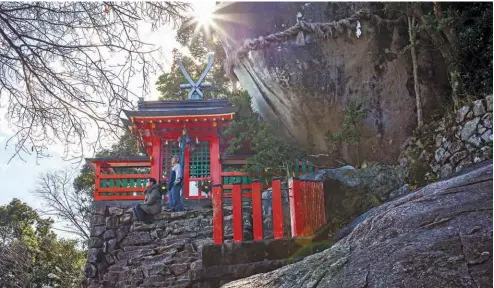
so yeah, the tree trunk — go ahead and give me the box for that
[413,3,459,109]
[408,16,423,128]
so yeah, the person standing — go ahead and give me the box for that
[133,178,162,224]
[167,155,184,212]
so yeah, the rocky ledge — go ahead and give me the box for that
[222,160,493,288]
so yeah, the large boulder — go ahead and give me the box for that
[222,161,493,288]
[300,163,406,238]
[215,2,450,165]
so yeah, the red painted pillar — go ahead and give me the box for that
[210,136,221,186]
[251,180,263,241]
[212,184,224,244]
[150,138,162,182]
[289,177,303,237]
[232,182,243,242]
[272,178,284,239]
[184,145,190,199]
[94,162,101,201]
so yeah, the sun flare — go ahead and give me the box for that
[192,1,216,27]
[182,1,238,45]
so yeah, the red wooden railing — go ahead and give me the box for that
[213,177,326,244]
[289,178,325,237]
[93,161,152,201]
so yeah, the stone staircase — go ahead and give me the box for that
[84,206,214,288]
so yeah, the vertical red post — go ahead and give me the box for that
[94,162,101,201]
[210,136,221,186]
[300,180,307,236]
[150,138,162,182]
[184,144,190,199]
[272,178,284,239]
[310,181,316,234]
[319,181,326,228]
[232,182,243,242]
[212,184,224,244]
[251,180,263,241]
[289,177,303,237]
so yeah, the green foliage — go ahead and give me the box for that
[195,178,213,194]
[326,101,367,152]
[156,19,231,100]
[0,199,85,288]
[384,2,493,98]
[450,3,493,96]
[224,92,305,182]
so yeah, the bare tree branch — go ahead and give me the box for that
[35,170,92,241]
[0,2,190,163]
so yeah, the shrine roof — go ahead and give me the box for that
[123,99,237,118]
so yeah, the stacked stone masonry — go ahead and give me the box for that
[400,95,493,180]
[84,206,215,288]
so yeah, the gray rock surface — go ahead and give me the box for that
[456,105,470,123]
[473,100,486,116]
[222,161,493,288]
[486,95,493,112]
[461,117,481,141]
[216,2,450,165]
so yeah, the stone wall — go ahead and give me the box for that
[83,207,214,288]
[399,95,492,183]
[83,203,297,288]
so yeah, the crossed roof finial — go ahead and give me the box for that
[178,53,214,100]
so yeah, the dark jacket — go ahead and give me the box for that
[140,184,162,215]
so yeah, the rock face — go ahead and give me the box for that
[216,2,450,165]
[222,161,493,288]
[400,94,493,182]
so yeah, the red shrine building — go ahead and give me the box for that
[86,98,252,201]
[86,55,316,203]
[85,56,326,244]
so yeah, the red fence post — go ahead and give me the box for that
[300,180,308,236]
[289,177,303,237]
[232,182,243,242]
[251,180,263,241]
[318,181,326,229]
[310,181,316,235]
[94,162,101,201]
[272,178,284,239]
[212,184,224,244]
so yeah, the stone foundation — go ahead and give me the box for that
[83,207,214,288]
[83,202,302,288]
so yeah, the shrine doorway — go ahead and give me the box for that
[162,140,210,199]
